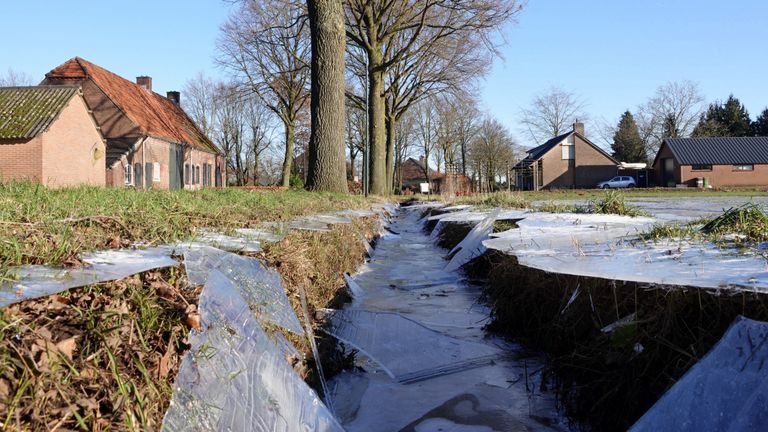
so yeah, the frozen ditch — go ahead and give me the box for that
[327,203,567,431]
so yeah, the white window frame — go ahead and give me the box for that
[153,162,161,182]
[124,164,133,186]
[733,164,754,171]
[561,138,575,160]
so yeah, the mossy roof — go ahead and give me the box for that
[0,86,79,139]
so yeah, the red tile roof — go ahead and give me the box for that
[45,57,219,154]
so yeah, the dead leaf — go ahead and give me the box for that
[185,312,201,331]
[158,328,178,379]
[55,337,77,361]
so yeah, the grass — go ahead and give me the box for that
[640,204,768,244]
[585,190,648,217]
[0,181,378,273]
[0,268,197,430]
[452,192,531,209]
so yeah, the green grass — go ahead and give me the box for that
[585,190,648,217]
[0,181,378,272]
[640,204,768,244]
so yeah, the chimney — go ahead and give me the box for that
[573,120,585,136]
[166,91,180,105]
[136,76,152,91]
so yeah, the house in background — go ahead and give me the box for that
[400,156,470,194]
[42,57,224,189]
[0,86,105,187]
[653,137,768,188]
[513,122,618,190]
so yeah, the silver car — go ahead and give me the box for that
[597,176,636,189]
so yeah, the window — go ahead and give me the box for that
[153,162,161,182]
[184,164,190,185]
[734,164,754,171]
[692,164,712,171]
[561,138,574,160]
[196,165,201,184]
[124,164,133,185]
[203,164,209,187]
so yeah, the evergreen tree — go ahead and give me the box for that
[662,113,681,138]
[752,108,768,136]
[692,95,752,137]
[611,111,646,162]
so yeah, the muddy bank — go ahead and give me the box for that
[462,247,768,431]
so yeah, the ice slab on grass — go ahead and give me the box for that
[195,228,262,252]
[0,247,178,308]
[631,315,768,432]
[162,270,342,432]
[182,245,304,335]
[324,309,503,384]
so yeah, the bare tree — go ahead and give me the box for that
[0,68,33,86]
[183,72,219,138]
[519,86,588,144]
[469,116,517,191]
[636,80,704,155]
[346,102,365,180]
[306,0,349,192]
[414,101,438,185]
[245,99,273,185]
[218,0,310,187]
[345,0,523,195]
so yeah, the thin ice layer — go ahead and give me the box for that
[162,270,342,432]
[631,316,768,432]
[195,228,262,252]
[182,245,304,335]
[324,309,503,384]
[0,247,178,308]
[481,211,768,292]
[444,210,500,272]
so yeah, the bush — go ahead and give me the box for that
[289,175,305,190]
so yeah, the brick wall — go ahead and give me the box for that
[109,137,221,190]
[680,164,768,187]
[41,95,106,187]
[0,137,43,182]
[573,135,618,187]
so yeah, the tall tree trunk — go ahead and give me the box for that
[460,138,467,176]
[368,60,387,195]
[385,112,396,193]
[306,0,348,193]
[280,120,295,187]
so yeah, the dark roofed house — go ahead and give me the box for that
[653,137,768,187]
[0,86,106,187]
[42,57,224,189]
[513,122,618,190]
[400,156,470,194]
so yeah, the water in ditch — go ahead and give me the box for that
[328,205,570,432]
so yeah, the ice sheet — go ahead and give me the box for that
[481,210,768,292]
[162,270,342,432]
[182,245,304,335]
[631,315,768,432]
[0,247,178,308]
[445,210,500,272]
[195,228,262,252]
[324,309,503,384]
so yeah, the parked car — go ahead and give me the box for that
[597,176,636,189]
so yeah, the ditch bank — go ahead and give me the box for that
[0,215,379,431]
[429,206,768,431]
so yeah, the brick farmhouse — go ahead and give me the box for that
[0,86,106,187]
[40,57,224,189]
[653,137,768,188]
[513,122,618,190]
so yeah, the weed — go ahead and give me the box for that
[536,201,580,213]
[587,191,647,217]
[453,192,530,209]
[701,203,768,242]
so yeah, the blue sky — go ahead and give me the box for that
[1,0,766,148]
